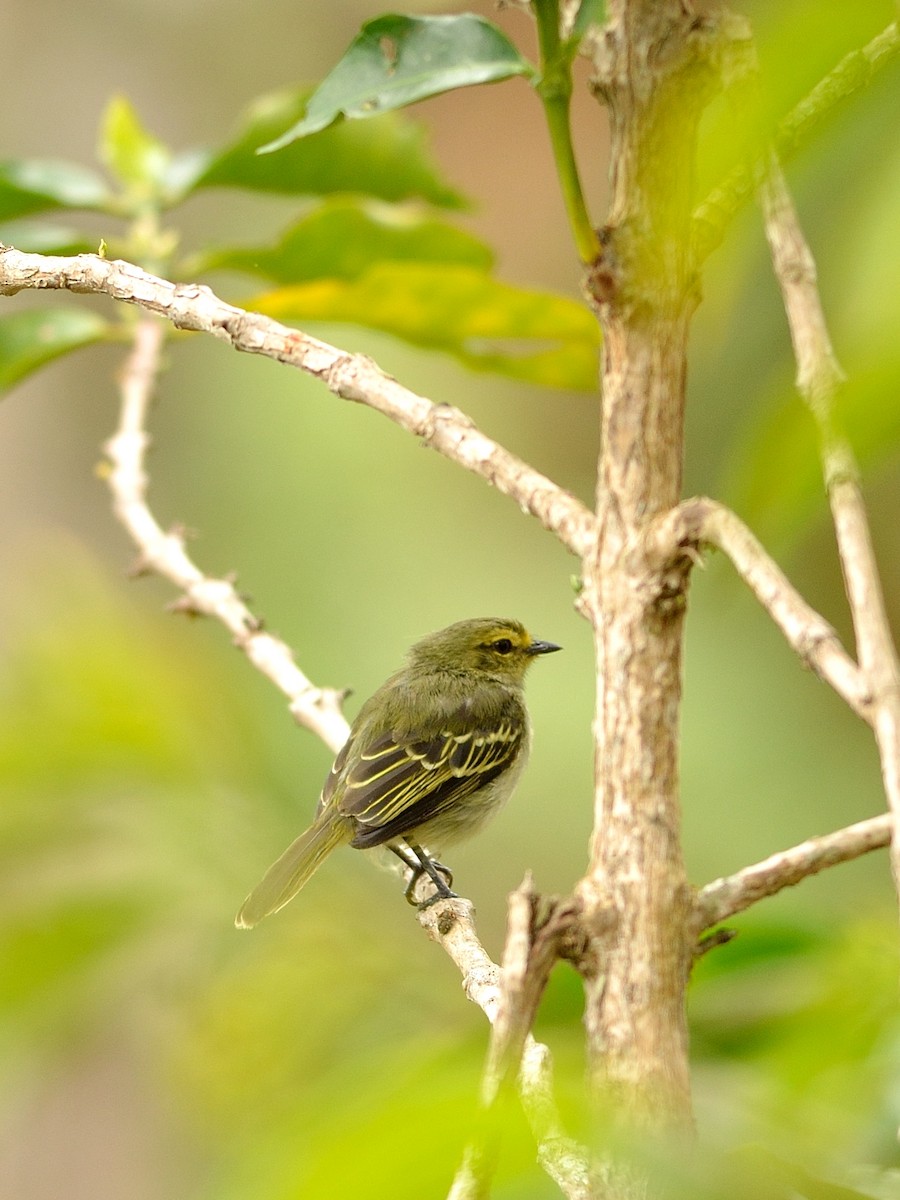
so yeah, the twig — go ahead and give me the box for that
[760,159,900,904]
[418,893,595,1200]
[775,21,900,162]
[103,312,350,752]
[693,21,900,261]
[697,813,892,928]
[645,497,870,720]
[0,246,597,559]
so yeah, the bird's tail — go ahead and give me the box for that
[235,808,354,929]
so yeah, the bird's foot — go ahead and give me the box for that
[403,853,456,907]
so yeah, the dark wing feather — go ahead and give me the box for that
[338,705,525,850]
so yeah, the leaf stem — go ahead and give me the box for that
[533,0,599,264]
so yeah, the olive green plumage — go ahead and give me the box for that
[235,618,561,928]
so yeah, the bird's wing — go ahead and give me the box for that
[334,701,526,849]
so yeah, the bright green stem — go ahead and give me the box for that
[542,90,598,263]
[534,0,599,264]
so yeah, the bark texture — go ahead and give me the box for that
[576,1,720,1128]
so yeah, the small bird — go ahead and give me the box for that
[235,618,561,927]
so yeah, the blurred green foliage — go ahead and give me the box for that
[2,1,900,1199]
[0,81,598,395]
[0,310,109,392]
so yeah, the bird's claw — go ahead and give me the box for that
[404,859,456,906]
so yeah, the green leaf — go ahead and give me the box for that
[186,87,464,208]
[98,95,172,194]
[260,15,534,152]
[195,199,493,284]
[0,309,109,394]
[0,219,94,256]
[0,159,109,220]
[250,263,599,390]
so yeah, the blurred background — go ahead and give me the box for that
[1,1,899,1197]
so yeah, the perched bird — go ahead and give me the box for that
[235,618,561,928]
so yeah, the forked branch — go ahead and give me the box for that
[645,497,870,719]
[760,160,900,903]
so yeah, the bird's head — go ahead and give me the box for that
[407,618,561,683]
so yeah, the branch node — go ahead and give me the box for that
[167,593,204,618]
[694,926,737,962]
[126,553,153,579]
[168,521,194,546]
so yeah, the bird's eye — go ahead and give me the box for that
[491,638,514,655]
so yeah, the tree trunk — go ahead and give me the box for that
[577,0,720,1131]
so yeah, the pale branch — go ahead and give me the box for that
[644,497,871,720]
[104,312,350,753]
[418,894,595,1200]
[775,21,900,162]
[480,881,565,1111]
[525,1038,598,1200]
[0,245,597,559]
[697,813,892,928]
[647,496,892,929]
[446,1152,483,1200]
[106,306,582,1198]
[758,163,844,422]
[760,159,900,903]
[693,21,900,261]
[495,891,596,1200]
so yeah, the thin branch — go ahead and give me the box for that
[775,21,900,162]
[494,890,595,1200]
[645,497,871,720]
[697,813,892,928]
[758,163,844,421]
[648,498,894,928]
[104,312,350,752]
[760,159,900,904]
[0,245,597,559]
[453,881,590,1200]
[693,21,900,261]
[417,893,595,1200]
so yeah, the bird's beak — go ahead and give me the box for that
[527,639,562,656]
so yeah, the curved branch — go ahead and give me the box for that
[645,497,870,720]
[0,245,597,559]
[760,158,900,907]
[697,813,892,928]
[105,312,350,751]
